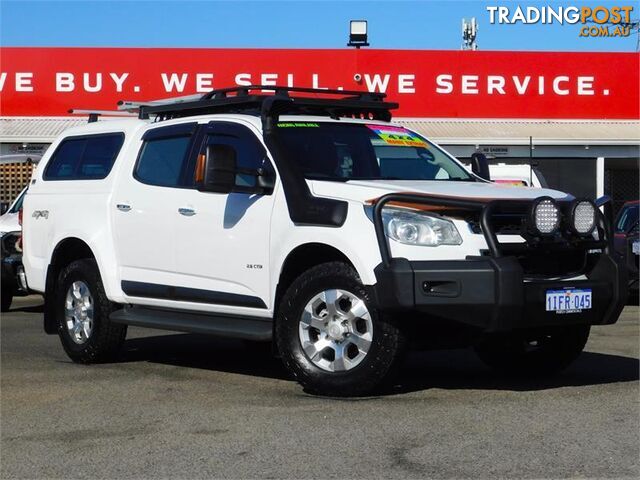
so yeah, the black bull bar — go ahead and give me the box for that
[371,193,615,268]
[368,193,626,331]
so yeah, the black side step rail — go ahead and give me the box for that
[110,306,272,341]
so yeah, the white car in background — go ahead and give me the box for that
[1,188,29,311]
[0,153,41,234]
[489,163,548,188]
[0,187,27,235]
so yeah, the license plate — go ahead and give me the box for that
[546,288,592,313]
[633,240,640,255]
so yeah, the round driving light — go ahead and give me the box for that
[532,198,560,235]
[571,200,596,235]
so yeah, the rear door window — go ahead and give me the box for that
[44,133,124,180]
[135,136,193,187]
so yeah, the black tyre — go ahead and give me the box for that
[1,288,13,312]
[56,259,127,363]
[474,325,590,376]
[275,261,406,396]
[242,339,274,358]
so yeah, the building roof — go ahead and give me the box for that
[0,117,89,143]
[1,116,639,146]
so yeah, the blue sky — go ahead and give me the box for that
[0,0,637,52]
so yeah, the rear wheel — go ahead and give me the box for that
[276,261,406,396]
[474,325,590,376]
[56,259,127,363]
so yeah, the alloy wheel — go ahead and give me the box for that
[298,289,373,372]
[64,281,94,345]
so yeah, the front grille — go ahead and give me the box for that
[468,212,526,235]
[467,200,531,236]
[514,248,588,277]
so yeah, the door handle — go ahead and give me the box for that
[178,207,196,217]
[116,204,131,212]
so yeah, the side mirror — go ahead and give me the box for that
[198,144,237,194]
[471,152,491,181]
[255,168,275,192]
[0,203,8,215]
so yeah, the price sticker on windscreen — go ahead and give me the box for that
[367,125,427,147]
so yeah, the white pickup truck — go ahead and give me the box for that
[23,86,626,396]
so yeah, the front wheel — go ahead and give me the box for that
[56,259,127,363]
[275,262,406,396]
[474,325,590,376]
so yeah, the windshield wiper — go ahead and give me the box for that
[348,176,404,181]
[305,175,350,182]
[365,177,475,182]
[306,176,474,182]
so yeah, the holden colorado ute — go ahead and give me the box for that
[22,86,627,396]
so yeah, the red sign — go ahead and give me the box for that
[0,47,638,119]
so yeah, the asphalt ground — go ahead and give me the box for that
[1,295,638,479]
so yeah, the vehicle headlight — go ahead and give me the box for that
[382,208,462,246]
[571,200,596,236]
[530,197,560,235]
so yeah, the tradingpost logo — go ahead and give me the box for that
[487,4,635,38]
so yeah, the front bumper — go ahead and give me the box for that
[369,193,627,332]
[371,254,627,332]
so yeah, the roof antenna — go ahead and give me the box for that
[529,136,534,187]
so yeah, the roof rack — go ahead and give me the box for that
[118,85,398,124]
[68,109,137,123]
[117,93,204,113]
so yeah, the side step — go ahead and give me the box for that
[110,306,272,341]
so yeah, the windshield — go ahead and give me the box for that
[8,189,26,214]
[275,122,473,181]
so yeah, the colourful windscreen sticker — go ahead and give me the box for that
[277,122,319,128]
[367,125,427,147]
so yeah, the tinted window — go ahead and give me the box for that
[44,134,123,180]
[205,125,271,189]
[44,139,85,179]
[80,135,123,178]
[136,136,192,187]
[274,122,471,181]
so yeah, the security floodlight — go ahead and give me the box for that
[348,20,369,48]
